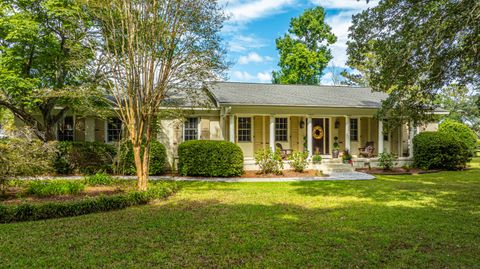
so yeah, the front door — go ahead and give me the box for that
[312,118,330,155]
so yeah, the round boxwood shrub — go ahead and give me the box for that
[53,142,116,175]
[439,119,477,157]
[413,131,470,170]
[116,140,167,175]
[178,140,244,177]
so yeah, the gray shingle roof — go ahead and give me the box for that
[209,82,388,108]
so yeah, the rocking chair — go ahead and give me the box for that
[358,141,375,158]
[276,143,293,159]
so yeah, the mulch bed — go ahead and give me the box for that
[356,168,441,175]
[241,169,325,178]
[1,186,125,205]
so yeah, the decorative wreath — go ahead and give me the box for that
[313,125,324,140]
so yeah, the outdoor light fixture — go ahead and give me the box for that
[299,120,305,129]
[334,118,340,129]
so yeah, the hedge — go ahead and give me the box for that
[413,131,470,170]
[26,180,85,197]
[116,140,167,175]
[0,182,178,223]
[439,119,477,157]
[54,142,116,175]
[178,140,244,177]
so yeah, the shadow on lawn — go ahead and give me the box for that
[1,198,479,268]
[290,170,480,209]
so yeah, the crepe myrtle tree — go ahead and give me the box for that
[0,0,108,141]
[89,0,227,190]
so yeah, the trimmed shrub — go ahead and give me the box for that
[413,132,470,170]
[178,140,244,177]
[115,140,167,175]
[378,152,396,170]
[26,180,85,197]
[54,142,116,175]
[84,173,115,186]
[288,151,308,172]
[439,119,477,158]
[0,182,178,223]
[255,148,283,175]
[0,138,56,178]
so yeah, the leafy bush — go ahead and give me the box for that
[0,138,56,178]
[255,148,284,175]
[378,152,395,170]
[115,140,167,175]
[178,140,244,177]
[0,182,179,223]
[54,142,116,175]
[289,151,309,172]
[84,173,115,186]
[413,131,470,170]
[439,119,477,158]
[312,154,322,164]
[26,180,85,197]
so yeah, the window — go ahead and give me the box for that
[383,133,389,141]
[350,118,358,141]
[184,118,198,141]
[57,116,74,141]
[237,117,251,142]
[275,118,288,142]
[107,118,122,142]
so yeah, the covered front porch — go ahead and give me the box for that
[222,107,415,162]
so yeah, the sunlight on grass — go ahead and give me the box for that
[1,169,480,268]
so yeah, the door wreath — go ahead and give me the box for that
[313,125,324,140]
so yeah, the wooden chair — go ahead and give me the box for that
[358,141,375,158]
[276,143,293,159]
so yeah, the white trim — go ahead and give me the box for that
[237,116,253,143]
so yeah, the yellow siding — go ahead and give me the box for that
[95,119,105,142]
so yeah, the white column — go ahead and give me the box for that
[219,116,225,140]
[269,116,275,151]
[408,122,415,158]
[307,116,313,157]
[345,116,351,152]
[378,120,384,155]
[84,118,95,142]
[229,115,235,143]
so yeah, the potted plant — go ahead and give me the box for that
[311,154,323,171]
[342,150,353,165]
[332,136,340,158]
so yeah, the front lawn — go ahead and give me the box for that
[1,169,479,268]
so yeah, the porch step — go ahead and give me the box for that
[319,162,354,173]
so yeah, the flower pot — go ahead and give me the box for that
[332,149,339,158]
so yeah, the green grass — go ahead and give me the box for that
[1,168,480,268]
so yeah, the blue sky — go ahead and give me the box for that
[220,0,378,84]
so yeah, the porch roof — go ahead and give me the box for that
[209,82,388,108]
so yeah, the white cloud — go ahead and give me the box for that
[232,70,255,81]
[228,34,268,52]
[222,0,295,24]
[238,52,273,64]
[310,0,378,10]
[257,72,272,82]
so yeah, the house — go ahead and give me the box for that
[12,82,442,170]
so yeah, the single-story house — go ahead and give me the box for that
[12,82,443,170]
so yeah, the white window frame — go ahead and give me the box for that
[57,115,75,141]
[106,118,122,143]
[350,118,359,142]
[275,117,289,142]
[237,116,252,143]
[183,117,199,141]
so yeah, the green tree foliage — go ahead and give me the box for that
[272,7,336,85]
[0,0,106,141]
[347,0,479,128]
[436,85,480,136]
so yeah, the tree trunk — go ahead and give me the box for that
[132,143,148,191]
